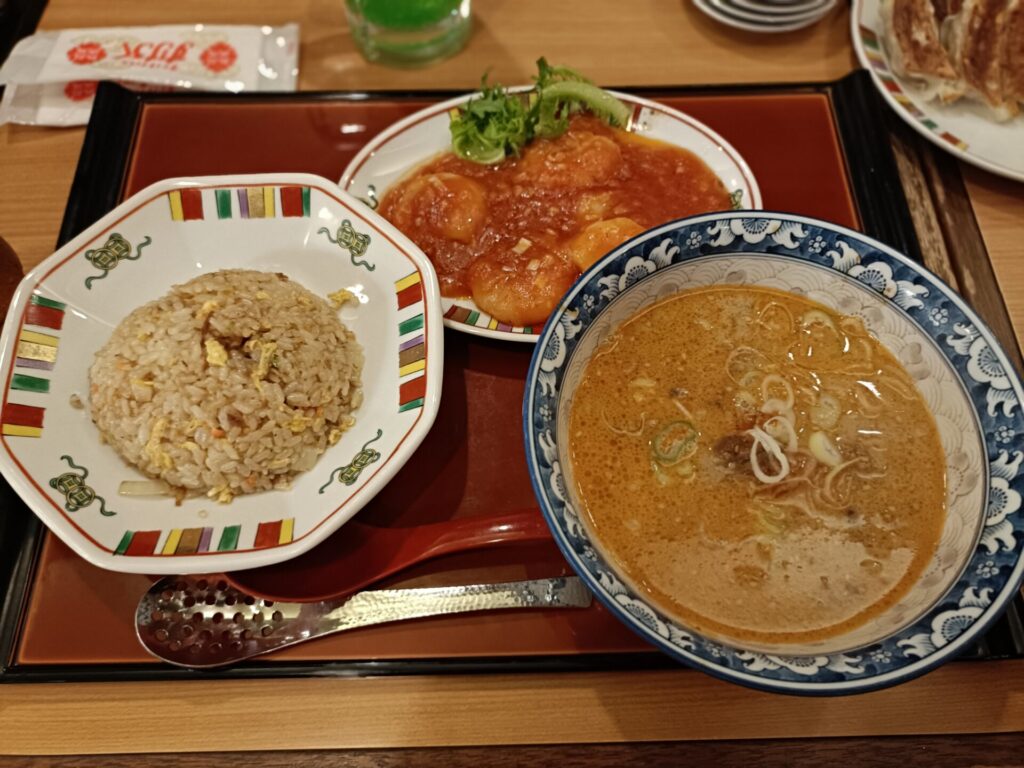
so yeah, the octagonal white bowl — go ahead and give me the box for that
[0,173,443,574]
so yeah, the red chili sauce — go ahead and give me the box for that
[378,115,733,327]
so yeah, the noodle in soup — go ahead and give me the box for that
[568,285,946,645]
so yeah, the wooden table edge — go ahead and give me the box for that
[2,661,1023,755]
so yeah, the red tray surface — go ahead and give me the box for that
[16,91,857,665]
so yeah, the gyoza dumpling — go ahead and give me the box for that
[880,0,964,102]
[944,0,1020,119]
[1000,0,1024,109]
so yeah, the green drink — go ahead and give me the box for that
[346,0,471,67]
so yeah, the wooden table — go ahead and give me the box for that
[2,0,1024,761]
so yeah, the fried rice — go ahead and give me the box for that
[88,269,364,502]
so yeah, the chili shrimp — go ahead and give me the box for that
[376,114,732,327]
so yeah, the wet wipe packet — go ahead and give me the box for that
[0,23,298,126]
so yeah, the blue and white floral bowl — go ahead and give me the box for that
[523,211,1024,694]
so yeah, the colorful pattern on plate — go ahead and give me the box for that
[10,373,50,394]
[858,25,969,152]
[319,219,374,272]
[168,186,312,221]
[4,296,69,437]
[16,329,59,371]
[396,271,427,412]
[49,455,114,516]
[443,303,535,336]
[83,232,152,289]
[17,300,63,371]
[114,517,296,557]
[318,429,384,493]
[23,294,66,332]
[2,402,45,438]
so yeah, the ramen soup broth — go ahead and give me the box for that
[568,285,947,646]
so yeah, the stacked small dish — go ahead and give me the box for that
[693,0,838,33]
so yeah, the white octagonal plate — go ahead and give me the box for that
[0,173,443,574]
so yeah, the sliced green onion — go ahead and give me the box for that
[651,420,699,466]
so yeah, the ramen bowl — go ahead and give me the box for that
[523,211,1024,694]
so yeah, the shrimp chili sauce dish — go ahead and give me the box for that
[567,286,947,647]
[377,60,734,328]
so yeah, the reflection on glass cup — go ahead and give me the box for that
[345,0,472,67]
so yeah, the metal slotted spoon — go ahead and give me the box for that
[137,575,592,668]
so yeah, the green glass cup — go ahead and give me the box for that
[345,0,472,67]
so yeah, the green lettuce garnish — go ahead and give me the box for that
[449,76,530,165]
[449,58,631,165]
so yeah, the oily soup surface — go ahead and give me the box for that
[568,286,947,644]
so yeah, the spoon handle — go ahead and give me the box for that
[324,576,591,629]
[138,575,591,669]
